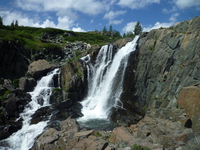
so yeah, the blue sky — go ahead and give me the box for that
[0,0,200,34]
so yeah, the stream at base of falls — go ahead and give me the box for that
[77,36,139,129]
[0,68,60,150]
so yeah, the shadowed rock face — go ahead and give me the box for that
[0,41,31,80]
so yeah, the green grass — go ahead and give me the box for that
[12,79,19,87]
[0,25,122,52]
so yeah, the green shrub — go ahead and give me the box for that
[93,131,102,137]
[0,90,12,101]
[52,87,61,93]
[13,79,19,87]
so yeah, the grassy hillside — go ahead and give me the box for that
[0,25,122,51]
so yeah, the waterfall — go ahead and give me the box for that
[0,68,60,150]
[77,36,139,129]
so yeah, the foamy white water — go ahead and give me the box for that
[77,36,139,123]
[0,68,60,150]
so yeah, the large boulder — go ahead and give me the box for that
[27,59,55,80]
[178,85,200,133]
[31,118,79,150]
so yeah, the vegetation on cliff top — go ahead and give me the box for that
[0,25,122,51]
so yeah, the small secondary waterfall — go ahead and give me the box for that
[0,68,60,150]
[77,36,139,129]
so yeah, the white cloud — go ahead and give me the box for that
[72,27,86,32]
[169,13,179,22]
[34,19,57,28]
[16,0,105,15]
[122,21,137,33]
[104,10,126,25]
[56,9,78,19]
[117,0,160,9]
[162,6,177,14]
[173,0,200,9]
[0,11,39,26]
[104,10,126,20]
[57,16,74,30]
[73,0,104,15]
[109,19,124,25]
[0,10,80,30]
[143,13,179,32]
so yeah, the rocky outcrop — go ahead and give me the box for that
[61,60,87,103]
[123,16,200,118]
[27,59,55,80]
[0,79,31,140]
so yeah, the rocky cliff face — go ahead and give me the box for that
[123,16,200,126]
[0,40,31,79]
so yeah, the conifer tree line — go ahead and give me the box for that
[99,22,142,38]
[0,16,19,27]
[96,25,121,37]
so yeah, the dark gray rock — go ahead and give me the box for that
[4,97,18,118]
[128,16,200,117]
[19,77,36,92]
[0,41,31,80]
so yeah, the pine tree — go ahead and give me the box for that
[11,21,15,27]
[15,20,19,26]
[113,30,121,37]
[0,16,3,26]
[123,33,126,38]
[134,21,142,35]
[102,26,107,33]
[109,25,113,32]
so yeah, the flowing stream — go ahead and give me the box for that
[0,68,60,150]
[77,36,139,129]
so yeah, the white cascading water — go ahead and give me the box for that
[0,68,60,150]
[77,36,139,129]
